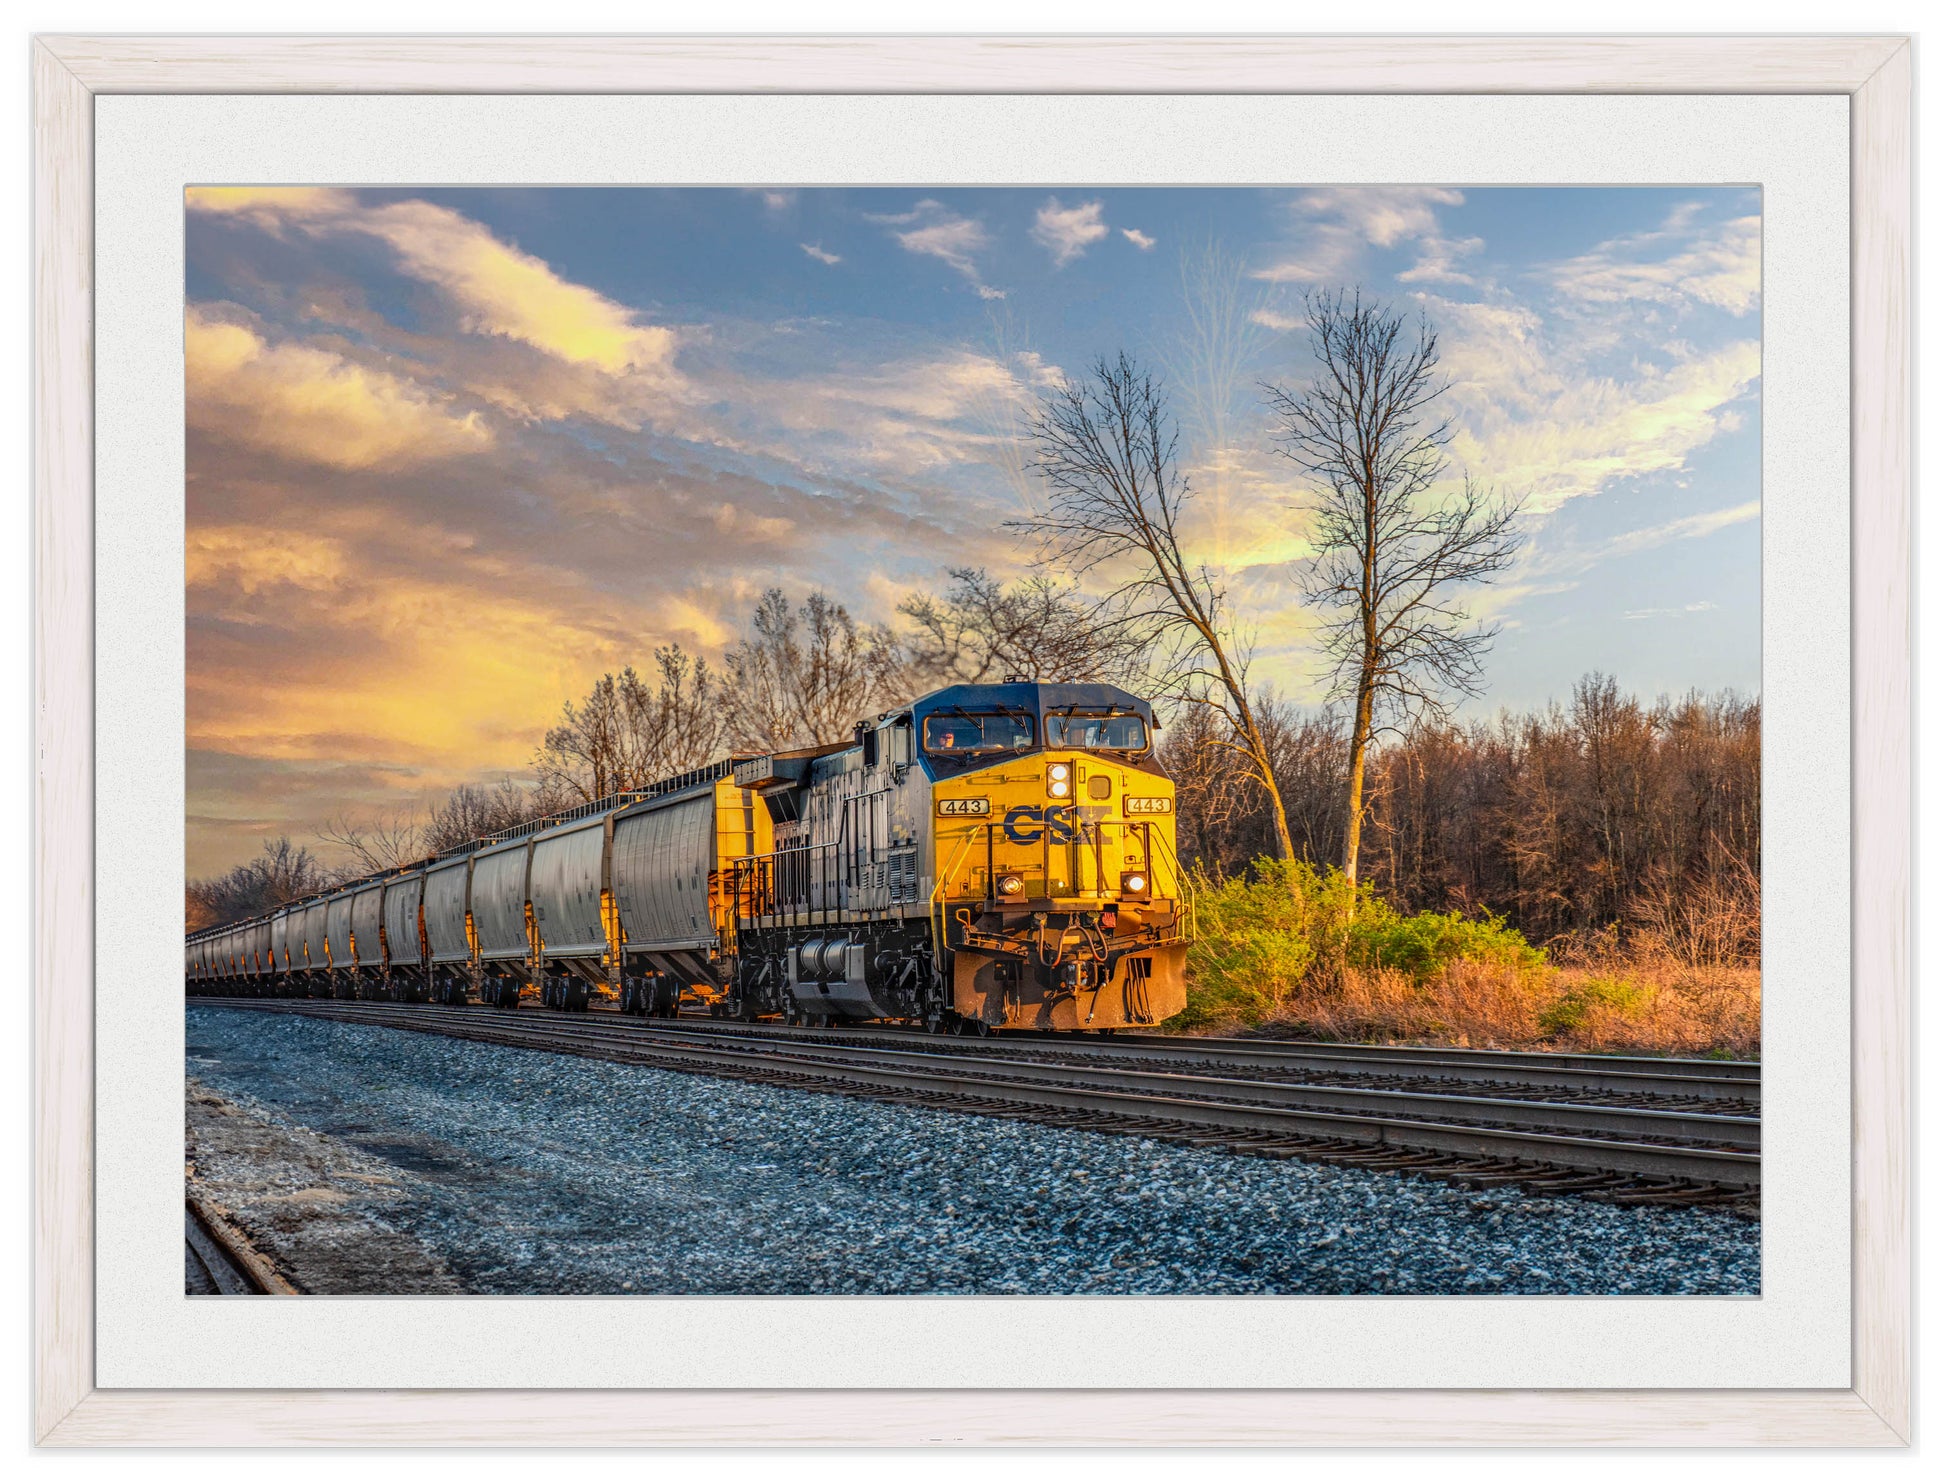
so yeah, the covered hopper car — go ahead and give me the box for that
[186,680,1192,1033]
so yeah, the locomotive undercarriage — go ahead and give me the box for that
[947,902,1189,1033]
[731,918,941,1028]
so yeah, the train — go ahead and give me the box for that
[185,680,1192,1034]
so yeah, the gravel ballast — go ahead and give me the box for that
[186,1005,1760,1296]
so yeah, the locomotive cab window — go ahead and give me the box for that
[1045,712,1149,752]
[922,710,1035,755]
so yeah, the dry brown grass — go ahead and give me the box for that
[1202,947,1759,1059]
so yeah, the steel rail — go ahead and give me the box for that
[184,1193,297,1295]
[1118,1032,1760,1080]
[193,998,1760,1191]
[197,992,1758,1105]
[639,1014,1761,1108]
[536,1017,1759,1149]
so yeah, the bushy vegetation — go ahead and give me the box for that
[1174,858,1539,1027]
[1169,856,1757,1058]
[1162,674,1761,957]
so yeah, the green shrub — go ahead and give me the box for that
[1170,856,1546,1030]
[1346,906,1542,980]
[1538,976,1651,1036]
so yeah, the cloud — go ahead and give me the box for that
[1256,187,1466,283]
[1602,502,1760,560]
[1415,295,1760,515]
[1544,209,1760,316]
[1623,600,1722,621]
[1122,227,1156,251]
[187,522,648,779]
[1398,234,1486,286]
[1031,197,1109,267]
[185,305,493,469]
[1248,307,1305,332]
[187,186,681,377]
[799,242,842,265]
[748,347,1060,473]
[866,199,991,280]
[977,285,1009,301]
[1461,341,1759,514]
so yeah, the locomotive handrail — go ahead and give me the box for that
[732,838,925,930]
[929,826,983,965]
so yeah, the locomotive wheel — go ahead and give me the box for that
[923,1009,949,1035]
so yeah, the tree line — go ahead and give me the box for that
[1161,673,1760,963]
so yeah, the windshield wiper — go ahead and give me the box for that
[944,704,1032,748]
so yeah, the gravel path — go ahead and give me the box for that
[186,1005,1760,1296]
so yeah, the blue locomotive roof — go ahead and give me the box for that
[907,680,1158,780]
[908,680,1153,721]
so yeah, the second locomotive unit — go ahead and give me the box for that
[185,679,1191,1034]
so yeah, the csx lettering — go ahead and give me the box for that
[1002,804,1079,844]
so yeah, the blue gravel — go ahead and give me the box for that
[185,1006,1760,1296]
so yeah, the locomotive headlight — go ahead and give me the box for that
[998,874,1026,897]
[1119,870,1149,897]
[1048,761,1071,797]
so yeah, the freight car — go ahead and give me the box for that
[185,680,1192,1033]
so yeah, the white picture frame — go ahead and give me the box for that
[32,33,1911,1447]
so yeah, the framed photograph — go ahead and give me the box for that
[34,35,1910,1447]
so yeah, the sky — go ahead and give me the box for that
[185,184,1760,878]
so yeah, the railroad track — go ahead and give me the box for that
[191,997,1760,1210]
[642,1015,1761,1115]
[184,1192,295,1295]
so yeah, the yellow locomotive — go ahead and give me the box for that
[186,680,1191,1035]
[728,680,1190,1033]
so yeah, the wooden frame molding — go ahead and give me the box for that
[32,33,1912,1448]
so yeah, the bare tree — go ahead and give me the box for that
[534,644,727,803]
[899,566,1140,687]
[186,836,330,929]
[423,777,538,853]
[722,588,906,750]
[1263,291,1521,893]
[1015,351,1298,861]
[316,807,424,879]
